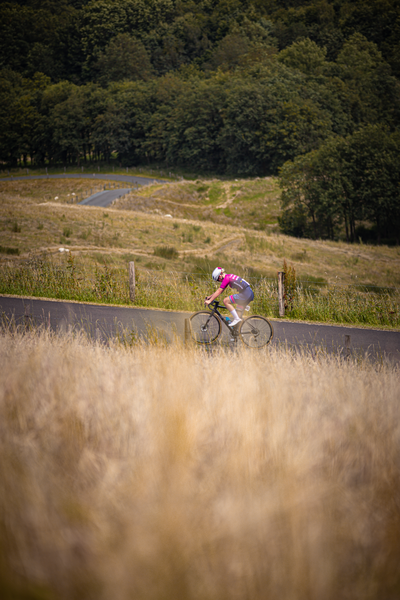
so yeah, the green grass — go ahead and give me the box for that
[0,163,178,182]
[116,176,282,231]
[154,246,179,259]
[1,253,399,328]
[0,245,20,255]
[208,182,225,204]
[285,284,400,328]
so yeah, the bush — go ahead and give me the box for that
[0,246,19,255]
[154,246,179,259]
[11,221,21,233]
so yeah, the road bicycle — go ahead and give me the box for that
[190,300,273,348]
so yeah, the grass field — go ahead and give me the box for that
[116,176,281,232]
[1,328,399,600]
[1,178,399,327]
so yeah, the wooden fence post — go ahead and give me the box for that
[129,261,135,302]
[184,318,191,346]
[278,271,285,317]
[345,334,351,360]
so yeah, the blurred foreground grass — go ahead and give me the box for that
[0,329,400,600]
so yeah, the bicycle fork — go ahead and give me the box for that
[202,309,217,330]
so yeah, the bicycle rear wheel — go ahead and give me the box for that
[239,316,273,348]
[190,311,221,344]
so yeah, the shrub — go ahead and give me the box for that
[0,246,19,255]
[154,246,179,259]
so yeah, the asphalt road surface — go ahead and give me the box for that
[79,188,133,207]
[1,173,167,207]
[1,296,399,363]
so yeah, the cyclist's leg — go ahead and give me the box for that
[223,294,236,312]
[225,288,254,325]
[223,294,241,323]
[230,288,254,315]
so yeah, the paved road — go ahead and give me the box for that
[1,296,399,362]
[0,173,167,207]
[79,188,133,207]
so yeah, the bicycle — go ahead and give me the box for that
[190,300,274,348]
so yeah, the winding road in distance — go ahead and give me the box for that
[1,296,399,363]
[1,172,167,206]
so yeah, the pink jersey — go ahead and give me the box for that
[220,274,251,292]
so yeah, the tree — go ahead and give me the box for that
[0,69,51,166]
[95,33,153,85]
[333,33,400,128]
[45,82,106,164]
[342,126,400,244]
[80,0,175,78]
[279,125,400,244]
[99,79,158,165]
[278,38,328,76]
[206,33,251,71]
[338,0,400,77]
[219,63,335,174]
[0,69,26,166]
[0,2,83,82]
[279,145,347,240]
[162,76,228,171]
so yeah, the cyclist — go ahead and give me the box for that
[205,267,254,327]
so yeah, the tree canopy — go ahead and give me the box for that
[279,126,400,245]
[1,0,400,243]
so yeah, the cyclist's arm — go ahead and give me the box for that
[205,287,223,305]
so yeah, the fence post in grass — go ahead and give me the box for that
[129,261,135,302]
[345,334,351,360]
[278,271,285,317]
[184,318,191,346]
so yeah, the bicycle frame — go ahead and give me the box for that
[206,300,240,338]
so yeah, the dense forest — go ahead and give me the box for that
[1,0,400,242]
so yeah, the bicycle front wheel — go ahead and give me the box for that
[190,311,221,344]
[239,316,273,348]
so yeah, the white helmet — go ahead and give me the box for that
[212,267,225,282]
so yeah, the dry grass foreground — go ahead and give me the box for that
[1,329,400,600]
[1,178,400,289]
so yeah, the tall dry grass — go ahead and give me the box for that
[1,330,400,600]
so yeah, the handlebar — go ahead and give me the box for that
[205,299,226,310]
